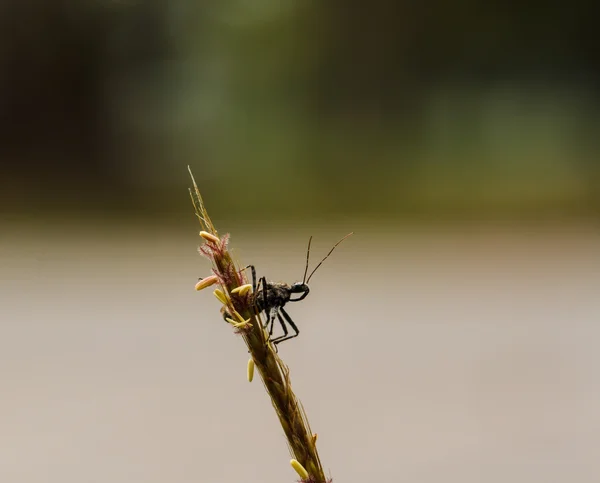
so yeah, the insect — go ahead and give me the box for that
[229,233,352,345]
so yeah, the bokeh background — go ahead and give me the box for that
[1,1,599,482]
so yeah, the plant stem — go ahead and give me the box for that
[189,168,329,483]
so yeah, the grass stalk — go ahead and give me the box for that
[188,168,330,483]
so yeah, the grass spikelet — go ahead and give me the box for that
[188,167,329,483]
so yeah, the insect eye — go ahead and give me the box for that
[291,283,308,293]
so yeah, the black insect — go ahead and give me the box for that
[238,233,352,345]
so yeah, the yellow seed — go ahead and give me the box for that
[199,231,220,244]
[290,459,309,480]
[247,358,255,382]
[213,289,228,305]
[232,309,247,323]
[231,284,253,295]
[226,317,252,329]
[195,275,218,291]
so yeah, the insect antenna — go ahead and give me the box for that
[302,236,313,284]
[305,232,353,284]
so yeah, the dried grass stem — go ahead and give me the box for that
[189,168,328,483]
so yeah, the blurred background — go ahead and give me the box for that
[1,1,599,482]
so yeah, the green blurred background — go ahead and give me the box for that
[1,0,599,220]
[1,2,599,483]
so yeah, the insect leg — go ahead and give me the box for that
[271,307,300,345]
[259,276,269,327]
[268,308,279,336]
[266,311,287,353]
[242,265,257,292]
[273,312,289,339]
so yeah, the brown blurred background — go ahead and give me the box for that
[1,1,599,482]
